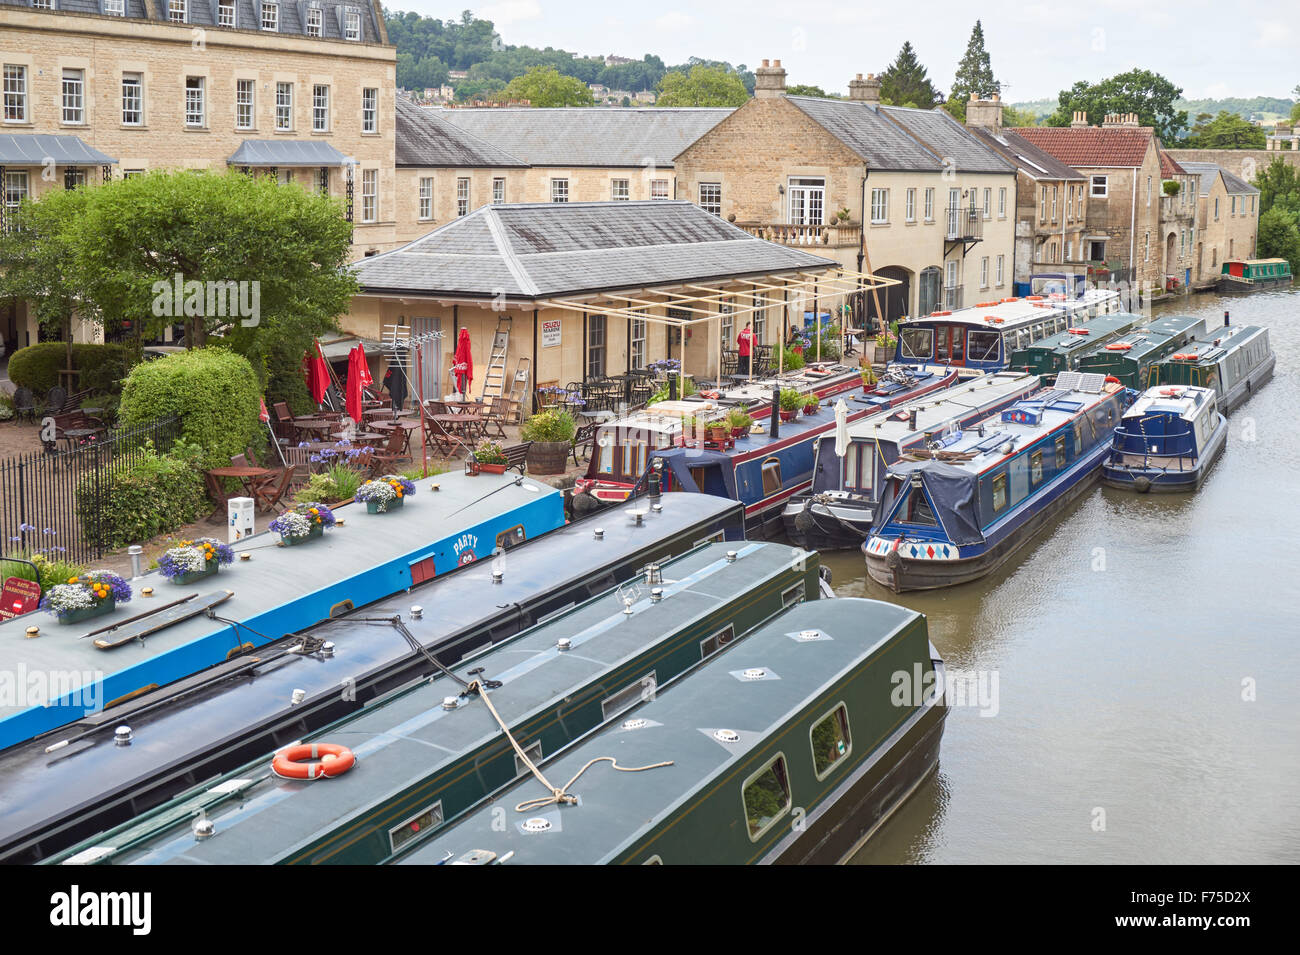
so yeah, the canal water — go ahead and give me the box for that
[812,287,1299,864]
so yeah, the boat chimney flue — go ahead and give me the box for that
[128,545,143,579]
[1224,310,1230,327]
[909,409,918,430]
[770,384,780,438]
[650,587,663,603]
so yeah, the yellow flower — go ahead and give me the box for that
[68,576,78,584]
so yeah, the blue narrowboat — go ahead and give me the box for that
[1101,385,1226,493]
[1144,317,1274,415]
[863,371,1130,592]
[892,287,1123,376]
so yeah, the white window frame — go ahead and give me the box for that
[104,0,125,13]
[235,79,254,130]
[457,176,470,216]
[788,177,824,225]
[305,6,322,36]
[905,187,916,222]
[983,187,991,219]
[924,187,934,221]
[699,181,721,215]
[998,186,1006,218]
[261,1,278,31]
[168,0,187,23]
[611,178,629,201]
[418,177,433,220]
[630,314,647,370]
[551,178,569,203]
[1090,175,1108,198]
[121,72,142,126]
[61,69,84,125]
[870,187,888,224]
[361,168,377,223]
[361,87,377,133]
[980,256,989,289]
[3,65,28,124]
[184,76,205,128]
[492,177,505,204]
[275,82,293,131]
[312,84,329,133]
[650,178,669,200]
[218,0,236,27]
[3,170,29,229]
[345,9,362,41]
[996,254,1005,286]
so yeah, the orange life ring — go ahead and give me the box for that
[1104,342,1132,351]
[1001,297,1018,303]
[1026,295,1044,301]
[1067,328,1089,335]
[1171,353,1197,361]
[271,742,356,780]
[1104,376,1122,385]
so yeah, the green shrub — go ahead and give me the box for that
[781,346,806,371]
[75,442,207,550]
[779,387,805,412]
[263,339,316,416]
[294,464,366,505]
[1,553,87,593]
[118,347,261,470]
[521,408,577,443]
[648,375,697,405]
[6,342,136,396]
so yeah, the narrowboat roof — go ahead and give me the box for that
[1078,313,1207,363]
[0,471,564,749]
[901,287,1119,331]
[1010,312,1140,357]
[839,371,1039,446]
[1152,323,1268,367]
[51,541,811,865]
[0,493,743,859]
[1124,385,1216,422]
[395,598,928,866]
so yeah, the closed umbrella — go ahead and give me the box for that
[304,341,329,405]
[385,349,408,410]
[452,328,473,397]
[345,345,365,424]
[834,398,850,491]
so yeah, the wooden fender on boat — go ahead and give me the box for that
[271,743,356,780]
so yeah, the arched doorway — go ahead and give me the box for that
[866,266,912,331]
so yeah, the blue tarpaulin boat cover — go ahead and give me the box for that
[651,448,739,500]
[880,459,985,546]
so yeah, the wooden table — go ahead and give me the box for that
[428,414,483,455]
[205,466,276,516]
[331,431,385,443]
[370,419,423,432]
[292,418,335,436]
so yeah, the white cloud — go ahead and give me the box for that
[654,12,695,32]
[1255,20,1292,49]
[477,0,543,27]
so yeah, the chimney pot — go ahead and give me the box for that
[856,73,863,80]
[773,59,782,67]
[761,59,770,68]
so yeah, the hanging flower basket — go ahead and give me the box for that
[270,502,336,545]
[43,570,131,625]
[355,475,416,513]
[158,537,234,586]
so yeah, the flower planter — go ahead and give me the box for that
[779,409,798,422]
[526,440,570,475]
[59,598,115,625]
[283,523,325,546]
[172,558,219,586]
[802,405,819,416]
[366,497,404,513]
[471,462,509,475]
[730,427,747,439]
[707,427,730,443]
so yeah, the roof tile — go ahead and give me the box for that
[1010,126,1154,168]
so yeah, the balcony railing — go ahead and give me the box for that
[735,221,862,249]
[945,205,983,241]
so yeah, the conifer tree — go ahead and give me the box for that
[879,42,940,109]
[946,21,1000,121]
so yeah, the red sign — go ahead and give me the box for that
[0,577,42,620]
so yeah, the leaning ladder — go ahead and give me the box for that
[481,317,512,400]
[506,357,531,421]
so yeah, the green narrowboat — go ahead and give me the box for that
[1076,313,1208,389]
[396,598,947,866]
[47,541,820,866]
[1219,258,1292,289]
[1007,312,1140,377]
[1145,319,1275,415]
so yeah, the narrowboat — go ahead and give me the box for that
[1007,312,1140,377]
[1101,385,1226,493]
[782,371,1040,550]
[1,493,744,864]
[892,287,1122,376]
[1075,313,1208,389]
[1218,258,1292,289]
[1144,316,1274,415]
[47,542,819,866]
[0,470,565,751]
[644,367,960,539]
[394,598,947,866]
[864,371,1130,592]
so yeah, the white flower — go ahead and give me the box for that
[46,584,96,613]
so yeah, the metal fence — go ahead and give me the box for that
[0,416,181,565]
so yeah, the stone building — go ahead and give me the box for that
[1177,161,1261,285]
[964,96,1090,292]
[672,61,1018,328]
[0,0,396,350]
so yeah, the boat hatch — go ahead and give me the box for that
[1002,404,1043,426]
[1046,398,1086,413]
[970,431,1009,453]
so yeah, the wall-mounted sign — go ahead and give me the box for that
[542,319,562,348]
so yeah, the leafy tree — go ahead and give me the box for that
[657,65,749,107]
[1001,104,1038,127]
[1254,156,1300,219]
[1257,207,1300,272]
[787,84,829,98]
[945,21,1000,121]
[879,42,940,109]
[1186,110,1266,149]
[502,67,595,106]
[1045,69,1189,143]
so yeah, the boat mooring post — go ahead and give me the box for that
[770,384,780,438]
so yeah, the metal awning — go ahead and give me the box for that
[227,140,351,168]
[317,336,381,361]
[0,134,117,166]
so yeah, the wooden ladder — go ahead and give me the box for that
[481,317,512,400]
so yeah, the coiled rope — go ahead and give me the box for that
[467,679,673,813]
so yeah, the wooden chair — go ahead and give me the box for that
[272,402,297,443]
[283,446,313,489]
[369,429,412,475]
[482,397,510,440]
[424,416,468,458]
[252,466,296,513]
[424,399,449,417]
[503,441,531,475]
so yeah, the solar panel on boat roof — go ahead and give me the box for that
[1056,371,1105,393]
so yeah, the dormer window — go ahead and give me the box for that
[102,0,124,14]
[168,0,187,22]
[305,6,322,36]
[33,0,55,10]
[261,2,278,31]
[345,9,361,41]
[218,0,235,27]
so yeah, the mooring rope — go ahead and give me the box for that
[467,679,673,813]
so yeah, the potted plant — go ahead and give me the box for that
[158,537,234,585]
[355,474,417,512]
[469,441,510,475]
[521,408,576,475]
[869,329,898,365]
[270,502,336,545]
[860,365,879,393]
[42,570,131,625]
[726,408,753,438]
[778,387,804,422]
[706,417,731,443]
[801,393,820,415]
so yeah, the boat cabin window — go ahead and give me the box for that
[743,753,791,840]
[761,457,783,497]
[388,801,444,854]
[902,487,938,526]
[1055,435,1066,471]
[934,326,964,363]
[1029,450,1044,487]
[967,330,1000,362]
[496,525,526,550]
[991,473,1008,513]
[700,625,736,659]
[1072,424,1082,456]
[810,704,852,780]
[596,437,614,475]
[623,441,647,479]
[513,741,543,778]
[898,327,932,361]
[602,672,657,720]
[782,584,804,608]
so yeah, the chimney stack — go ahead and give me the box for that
[754,58,787,99]
[966,93,1004,129]
[1070,110,1088,128]
[848,72,881,104]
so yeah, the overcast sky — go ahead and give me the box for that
[388,0,1292,102]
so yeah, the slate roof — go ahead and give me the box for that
[965,126,1084,180]
[1009,125,1154,168]
[434,107,733,167]
[395,99,526,168]
[0,0,386,44]
[879,106,1016,173]
[1178,161,1260,197]
[352,201,838,299]
[227,139,349,166]
[0,133,117,166]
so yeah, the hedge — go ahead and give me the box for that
[263,340,316,416]
[6,342,136,396]
[117,347,262,470]
[75,442,207,550]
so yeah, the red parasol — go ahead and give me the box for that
[304,340,330,405]
[345,345,365,423]
[452,328,473,395]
